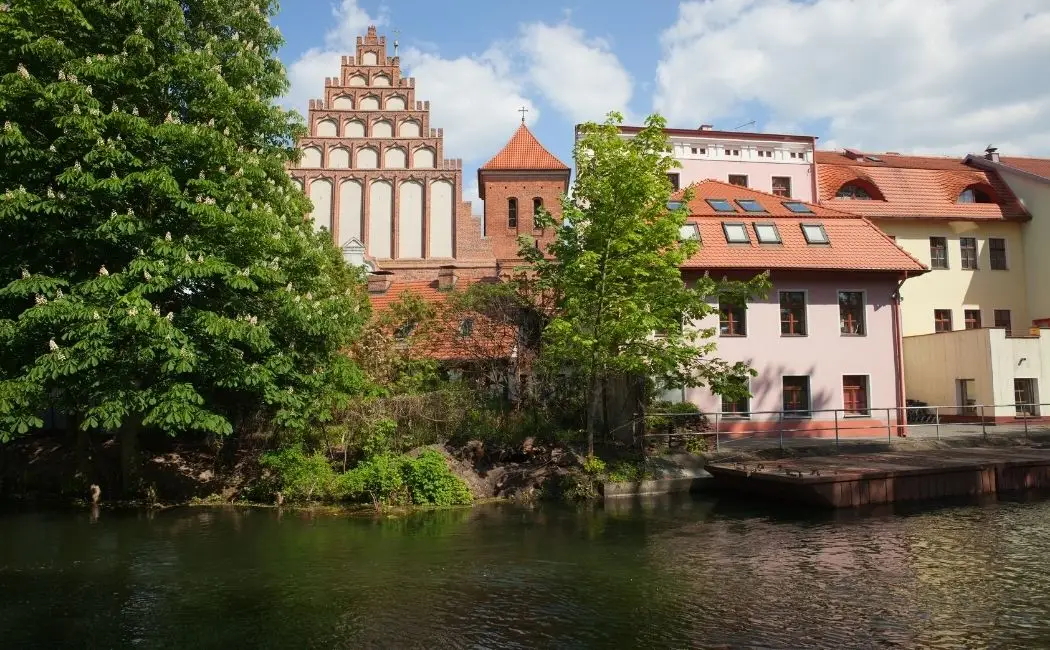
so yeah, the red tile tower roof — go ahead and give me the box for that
[675,180,927,275]
[480,123,569,171]
[815,150,1028,221]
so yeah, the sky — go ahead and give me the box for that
[274,0,1050,212]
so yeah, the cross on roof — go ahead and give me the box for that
[518,106,529,123]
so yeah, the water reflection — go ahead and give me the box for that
[4,495,1050,648]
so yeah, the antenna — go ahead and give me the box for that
[733,120,756,131]
[393,28,400,56]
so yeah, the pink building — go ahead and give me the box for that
[674,181,928,437]
[614,124,817,202]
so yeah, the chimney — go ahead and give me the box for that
[437,265,458,291]
[985,145,1000,162]
[699,124,714,131]
[367,270,394,294]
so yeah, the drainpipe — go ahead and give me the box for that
[890,274,908,436]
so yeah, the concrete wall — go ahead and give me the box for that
[684,273,901,425]
[877,220,1029,336]
[997,172,1050,322]
[674,158,814,201]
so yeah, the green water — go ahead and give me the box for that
[3,494,1050,648]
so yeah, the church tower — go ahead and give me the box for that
[288,26,486,275]
[479,122,571,261]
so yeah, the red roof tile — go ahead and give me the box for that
[815,150,1028,221]
[1000,156,1050,181]
[676,180,927,275]
[480,123,569,171]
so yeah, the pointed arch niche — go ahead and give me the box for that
[368,180,392,259]
[398,181,424,259]
[384,147,406,169]
[315,119,338,137]
[309,178,333,232]
[399,119,422,138]
[413,147,436,169]
[344,119,365,137]
[372,120,393,138]
[386,96,406,110]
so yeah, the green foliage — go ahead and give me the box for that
[401,450,472,506]
[362,418,395,457]
[340,453,406,511]
[684,435,709,455]
[606,460,654,483]
[259,446,338,502]
[522,112,770,453]
[0,0,371,443]
[582,455,606,476]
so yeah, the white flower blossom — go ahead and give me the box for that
[72,104,81,114]
[55,289,63,299]
[16,63,28,77]
[48,144,56,152]
[208,118,215,127]
[58,70,66,80]
[132,107,139,116]
[68,73,77,83]
[164,232,172,241]
[166,312,174,322]
[92,311,100,320]
[84,85,92,95]
[248,316,258,325]
[144,270,152,281]
[35,294,47,305]
[285,283,293,291]
[194,195,203,204]
[99,265,108,276]
[48,339,58,352]
[305,292,313,301]
[73,162,81,171]
[294,295,300,303]
[218,165,226,172]
[111,102,118,112]
[184,253,192,263]
[204,197,216,205]
[135,26,143,35]
[21,269,29,279]
[2,121,10,131]
[223,127,230,136]
[127,308,138,316]
[152,307,161,316]
[46,188,55,198]
[165,112,175,123]
[197,254,204,263]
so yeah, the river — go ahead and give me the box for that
[3,494,1050,648]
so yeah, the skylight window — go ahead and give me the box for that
[679,223,701,241]
[736,199,766,213]
[667,200,684,211]
[707,199,736,213]
[753,223,782,244]
[800,223,829,245]
[722,222,750,244]
[782,201,813,214]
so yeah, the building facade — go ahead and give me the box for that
[673,181,926,437]
[612,124,817,201]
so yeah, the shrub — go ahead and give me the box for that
[401,450,473,506]
[340,453,406,512]
[259,446,338,502]
[583,455,607,476]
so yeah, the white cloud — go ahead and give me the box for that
[518,22,633,125]
[655,0,1050,155]
[282,1,387,115]
[401,45,538,163]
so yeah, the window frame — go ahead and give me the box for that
[718,298,747,337]
[779,290,808,336]
[964,309,982,330]
[989,237,1007,270]
[842,375,871,417]
[507,197,518,228]
[753,222,782,244]
[782,375,812,419]
[800,223,829,244]
[929,236,949,269]
[960,237,978,270]
[771,176,792,198]
[722,222,750,244]
[994,309,1012,335]
[934,309,953,333]
[728,174,749,188]
[667,172,681,192]
[736,199,767,213]
[721,379,751,419]
[838,290,866,336]
[783,201,814,214]
[678,223,701,241]
[835,183,873,200]
[532,197,543,229]
[706,198,737,213]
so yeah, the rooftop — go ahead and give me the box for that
[480,123,570,172]
[612,124,817,145]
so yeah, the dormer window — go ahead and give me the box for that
[722,222,750,244]
[395,321,416,339]
[958,186,993,204]
[800,223,829,245]
[836,183,874,200]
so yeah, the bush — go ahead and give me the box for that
[401,450,473,506]
[340,453,407,511]
[259,447,338,502]
[583,455,607,475]
[607,460,653,483]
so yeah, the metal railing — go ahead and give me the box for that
[639,401,1050,455]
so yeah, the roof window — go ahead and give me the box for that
[706,199,736,213]
[735,199,766,213]
[800,223,829,245]
[835,183,874,200]
[958,186,993,204]
[667,200,684,211]
[782,201,813,214]
[722,222,750,244]
[753,223,782,244]
[679,223,701,241]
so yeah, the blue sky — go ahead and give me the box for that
[272,0,1050,210]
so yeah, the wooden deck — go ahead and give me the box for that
[706,447,1050,508]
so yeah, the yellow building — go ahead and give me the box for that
[816,150,1031,338]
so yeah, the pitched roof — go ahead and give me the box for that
[999,156,1050,181]
[480,123,569,171]
[815,150,1028,221]
[675,180,927,275]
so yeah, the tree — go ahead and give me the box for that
[0,0,370,492]
[524,112,769,456]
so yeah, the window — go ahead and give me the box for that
[722,222,750,244]
[994,309,1012,335]
[964,309,982,329]
[721,393,750,419]
[989,238,1007,270]
[508,198,518,228]
[395,321,416,339]
[835,183,873,200]
[934,309,953,332]
[667,173,680,191]
[842,376,870,416]
[753,223,781,244]
[730,149,740,156]
[719,299,746,336]
[459,318,474,337]
[783,201,813,214]
[736,199,766,213]
[960,237,978,270]
[706,199,736,213]
[758,150,773,158]
[772,176,792,197]
[958,187,992,204]
[678,223,700,241]
[728,174,748,187]
[838,291,866,335]
[782,376,811,417]
[779,291,807,335]
[929,237,948,269]
[533,197,543,228]
[801,223,829,244]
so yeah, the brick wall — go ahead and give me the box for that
[482,175,566,260]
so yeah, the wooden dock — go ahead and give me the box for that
[706,447,1050,508]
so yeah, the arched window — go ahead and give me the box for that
[958,186,993,204]
[836,182,873,200]
[508,198,518,228]
[533,197,543,228]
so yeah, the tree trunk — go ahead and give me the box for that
[586,374,602,457]
[601,377,610,443]
[118,417,141,496]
